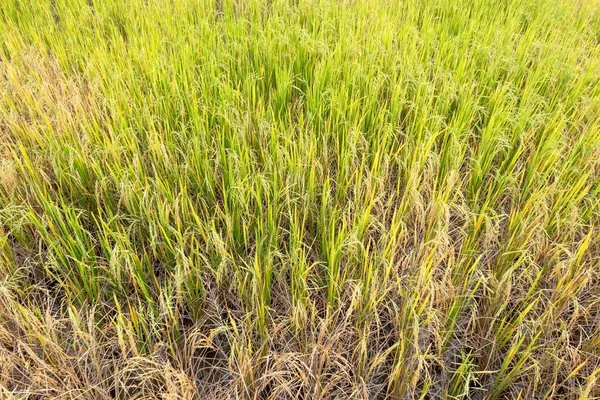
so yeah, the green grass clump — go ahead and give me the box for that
[1,0,600,398]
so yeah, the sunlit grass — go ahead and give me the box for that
[1,0,600,398]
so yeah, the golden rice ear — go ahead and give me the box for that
[0,159,17,192]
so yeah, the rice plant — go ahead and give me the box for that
[1,0,600,398]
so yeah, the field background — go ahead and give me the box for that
[1,0,600,398]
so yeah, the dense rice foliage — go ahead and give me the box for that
[1,0,600,398]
